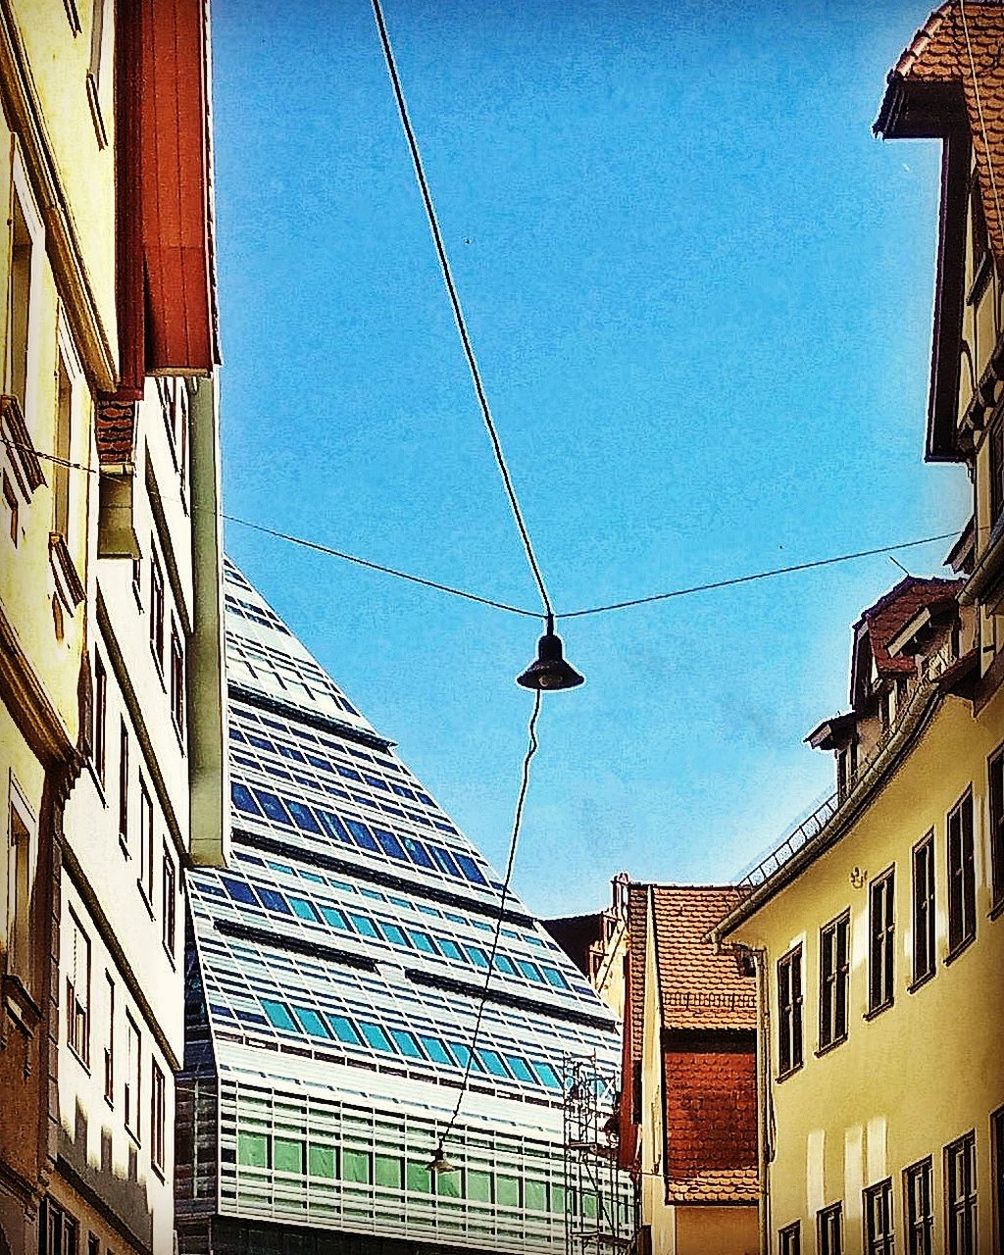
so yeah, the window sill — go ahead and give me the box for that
[85,72,107,150]
[944,936,975,966]
[863,999,893,1022]
[68,1043,90,1074]
[151,1162,166,1184]
[989,898,1004,922]
[104,1093,114,1111]
[137,884,154,920]
[814,1034,847,1059]
[125,1127,140,1148]
[132,581,144,613]
[151,650,166,691]
[162,941,176,970]
[775,1062,803,1084]
[119,836,130,860]
[908,969,935,994]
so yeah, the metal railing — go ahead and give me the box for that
[737,633,968,893]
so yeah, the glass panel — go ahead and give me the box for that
[221,877,256,905]
[274,1138,303,1174]
[317,810,351,843]
[374,828,408,860]
[455,854,488,885]
[231,783,261,816]
[252,789,293,825]
[419,1035,452,1065]
[541,965,569,990]
[466,946,490,969]
[293,1006,329,1039]
[406,1160,432,1193]
[348,913,380,939]
[327,1015,362,1045]
[551,1184,566,1213]
[256,887,292,915]
[375,1154,402,1188]
[505,1054,535,1083]
[517,959,544,982]
[429,845,461,877]
[464,1170,490,1204]
[286,800,321,833]
[525,1179,548,1211]
[449,1042,484,1071]
[308,1145,336,1178]
[494,954,517,976]
[359,1022,393,1052]
[403,837,435,869]
[436,1168,462,1197]
[346,820,379,851]
[532,1060,562,1089]
[437,938,464,961]
[289,897,319,922]
[381,923,408,947]
[320,906,349,930]
[478,1049,510,1078]
[407,929,437,955]
[390,1029,423,1059]
[497,1175,520,1207]
[261,999,296,1031]
[342,1150,371,1183]
[237,1132,269,1167]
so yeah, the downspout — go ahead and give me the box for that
[741,943,772,1255]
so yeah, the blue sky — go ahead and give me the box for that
[213,0,968,917]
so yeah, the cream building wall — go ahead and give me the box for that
[729,683,1004,1253]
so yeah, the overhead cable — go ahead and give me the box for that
[369,0,554,617]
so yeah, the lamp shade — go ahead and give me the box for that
[516,616,584,691]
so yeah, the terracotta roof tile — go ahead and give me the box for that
[650,886,756,1030]
[95,397,137,465]
[857,575,962,680]
[884,2,1004,261]
[665,1167,759,1205]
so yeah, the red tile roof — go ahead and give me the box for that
[882,2,1004,262]
[649,886,756,1030]
[665,1168,759,1205]
[855,576,961,681]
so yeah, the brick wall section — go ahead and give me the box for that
[663,1041,757,1180]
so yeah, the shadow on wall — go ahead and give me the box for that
[58,1100,153,1250]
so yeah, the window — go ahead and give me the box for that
[9,194,32,417]
[992,1108,1004,1255]
[7,789,35,990]
[162,849,176,959]
[53,355,71,538]
[990,746,1004,909]
[86,0,112,146]
[103,974,114,1105]
[93,654,106,785]
[118,721,129,848]
[777,947,803,1077]
[66,910,90,1066]
[946,1132,977,1255]
[150,548,165,671]
[125,1014,141,1139]
[869,869,895,1013]
[947,790,976,954]
[779,1221,800,1255]
[819,912,849,1049]
[150,1061,165,1175]
[138,778,154,904]
[904,1157,934,1255]
[818,1203,842,1255]
[973,180,990,281]
[864,1179,895,1255]
[41,1198,79,1255]
[992,415,1004,530]
[912,832,936,985]
[170,623,184,740]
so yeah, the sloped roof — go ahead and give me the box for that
[666,1167,759,1205]
[877,2,1004,262]
[649,886,755,1031]
[851,576,961,703]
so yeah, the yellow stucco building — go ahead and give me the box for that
[714,6,1004,1253]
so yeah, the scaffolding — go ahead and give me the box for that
[561,1053,637,1254]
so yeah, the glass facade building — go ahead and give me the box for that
[176,562,628,1254]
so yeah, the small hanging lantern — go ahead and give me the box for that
[516,614,585,691]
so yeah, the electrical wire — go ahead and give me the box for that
[439,688,542,1149]
[558,531,962,620]
[369,0,554,619]
[1,437,965,621]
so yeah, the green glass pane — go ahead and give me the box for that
[582,1191,598,1219]
[375,1155,402,1188]
[406,1160,432,1193]
[467,1170,492,1203]
[237,1132,269,1168]
[342,1150,371,1184]
[496,1175,520,1208]
[274,1138,303,1174]
[436,1168,462,1197]
[525,1179,547,1211]
[551,1184,566,1214]
[308,1145,335,1178]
